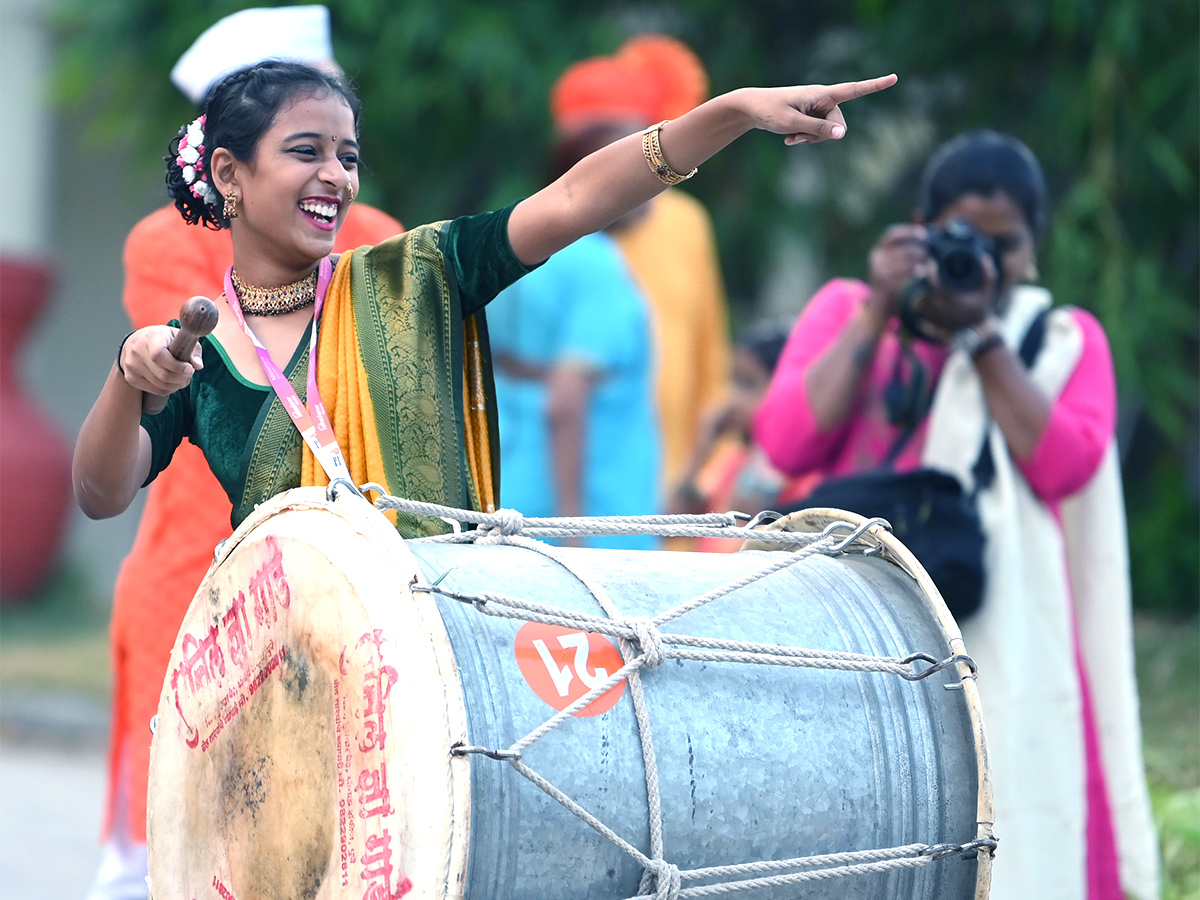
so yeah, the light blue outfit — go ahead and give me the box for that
[489,232,660,550]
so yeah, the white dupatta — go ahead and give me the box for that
[921,285,1159,900]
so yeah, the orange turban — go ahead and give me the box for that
[617,34,709,121]
[550,55,658,134]
[550,34,710,135]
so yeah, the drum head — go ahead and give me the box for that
[147,488,469,899]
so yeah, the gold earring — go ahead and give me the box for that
[223,191,239,220]
[347,183,356,204]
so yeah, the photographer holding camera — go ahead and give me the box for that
[754,130,1159,900]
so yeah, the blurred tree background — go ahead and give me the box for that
[51,0,1197,614]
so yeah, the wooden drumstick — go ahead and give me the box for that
[142,296,219,415]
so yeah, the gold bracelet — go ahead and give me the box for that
[641,119,697,185]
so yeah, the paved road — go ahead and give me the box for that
[0,695,107,900]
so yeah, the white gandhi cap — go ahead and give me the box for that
[170,5,335,106]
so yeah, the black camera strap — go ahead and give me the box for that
[883,334,933,434]
[896,277,941,343]
[881,305,1051,483]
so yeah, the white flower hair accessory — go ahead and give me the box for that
[176,114,215,204]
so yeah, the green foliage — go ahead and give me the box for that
[49,0,1198,611]
[1126,448,1200,615]
[1153,785,1200,900]
[1135,610,1199,899]
[1135,611,1200,784]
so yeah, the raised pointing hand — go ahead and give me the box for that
[747,74,898,145]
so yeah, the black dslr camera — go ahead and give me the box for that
[925,218,999,292]
[898,219,1003,340]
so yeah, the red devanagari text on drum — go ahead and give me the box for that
[169,537,293,749]
[356,763,394,819]
[360,829,413,900]
[357,664,398,753]
[334,629,414,897]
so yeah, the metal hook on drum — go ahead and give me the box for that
[820,517,892,555]
[326,478,365,503]
[901,652,978,689]
[744,509,784,530]
[451,741,521,761]
[921,838,998,860]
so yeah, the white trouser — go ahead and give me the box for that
[83,744,148,900]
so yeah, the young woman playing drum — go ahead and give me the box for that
[72,61,896,537]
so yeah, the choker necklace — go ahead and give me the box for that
[229,268,318,316]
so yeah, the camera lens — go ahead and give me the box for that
[940,247,983,291]
[927,219,991,292]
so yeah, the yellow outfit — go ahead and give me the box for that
[613,190,731,491]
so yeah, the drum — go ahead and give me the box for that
[148,487,993,900]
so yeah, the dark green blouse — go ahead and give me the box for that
[140,203,535,525]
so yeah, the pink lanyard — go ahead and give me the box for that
[223,257,352,484]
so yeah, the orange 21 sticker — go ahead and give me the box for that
[514,622,626,717]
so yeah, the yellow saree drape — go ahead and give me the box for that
[287,231,497,534]
[299,251,388,499]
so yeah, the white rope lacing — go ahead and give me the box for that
[350,486,989,896]
[366,487,860,547]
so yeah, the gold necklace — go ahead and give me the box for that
[230,268,318,316]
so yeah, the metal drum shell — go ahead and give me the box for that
[146,488,993,900]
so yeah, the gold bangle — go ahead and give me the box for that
[641,119,697,185]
